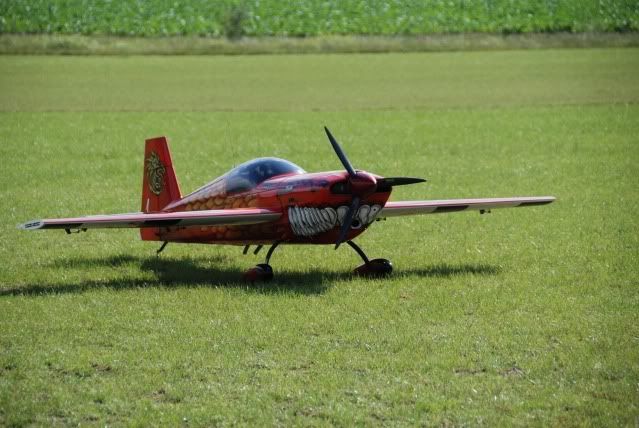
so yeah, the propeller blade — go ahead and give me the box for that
[324,126,356,177]
[335,196,360,249]
[376,176,426,191]
[379,177,426,186]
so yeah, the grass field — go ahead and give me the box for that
[1,49,638,425]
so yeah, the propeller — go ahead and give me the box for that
[376,176,426,192]
[325,126,356,177]
[324,126,425,249]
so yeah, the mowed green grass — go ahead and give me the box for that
[0,49,638,425]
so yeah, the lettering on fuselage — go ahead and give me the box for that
[261,178,330,195]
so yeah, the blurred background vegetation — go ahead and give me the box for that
[1,0,637,38]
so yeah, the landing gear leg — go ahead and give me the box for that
[346,240,393,277]
[243,242,280,282]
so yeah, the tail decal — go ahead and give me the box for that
[145,151,167,196]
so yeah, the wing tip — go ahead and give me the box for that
[536,196,557,204]
[513,196,556,208]
[18,220,44,230]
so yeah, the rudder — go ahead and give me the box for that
[141,136,182,240]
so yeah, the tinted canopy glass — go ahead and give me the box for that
[225,157,305,194]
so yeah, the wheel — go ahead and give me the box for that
[243,263,274,282]
[354,258,393,277]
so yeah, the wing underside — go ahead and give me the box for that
[379,196,555,217]
[19,208,281,231]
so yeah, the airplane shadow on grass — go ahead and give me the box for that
[1,254,500,297]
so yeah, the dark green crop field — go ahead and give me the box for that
[0,49,638,425]
[1,0,638,37]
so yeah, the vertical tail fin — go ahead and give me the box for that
[141,136,182,241]
[142,136,182,213]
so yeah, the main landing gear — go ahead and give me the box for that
[242,240,392,282]
[346,240,393,278]
[243,242,279,282]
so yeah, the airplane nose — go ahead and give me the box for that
[349,171,377,197]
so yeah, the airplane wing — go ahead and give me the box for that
[379,196,555,217]
[19,208,281,231]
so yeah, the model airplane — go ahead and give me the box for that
[20,127,555,281]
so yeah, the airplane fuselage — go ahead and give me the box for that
[157,170,391,245]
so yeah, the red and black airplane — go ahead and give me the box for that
[20,127,555,280]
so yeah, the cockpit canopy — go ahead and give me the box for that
[224,157,305,194]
